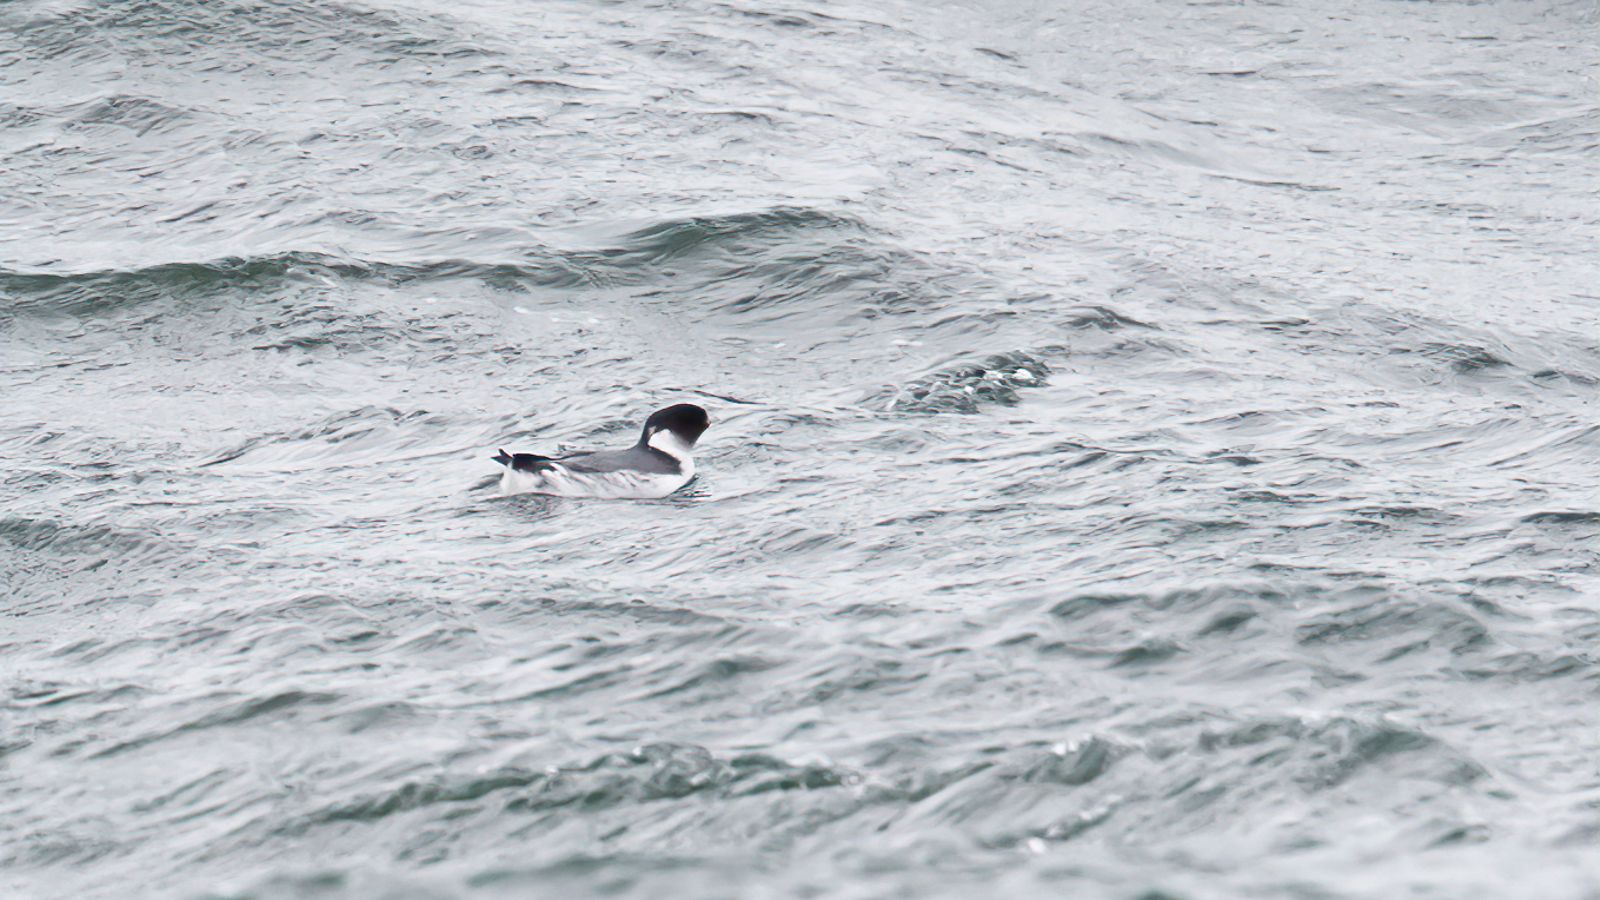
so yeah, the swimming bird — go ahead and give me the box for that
[492,403,710,499]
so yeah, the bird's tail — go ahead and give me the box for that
[492,449,557,472]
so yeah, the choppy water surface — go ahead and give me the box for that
[4,0,1599,896]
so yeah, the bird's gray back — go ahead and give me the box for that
[561,446,681,475]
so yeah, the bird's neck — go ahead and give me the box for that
[646,430,695,462]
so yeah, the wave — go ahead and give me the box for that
[611,208,864,264]
[0,206,875,317]
[0,250,586,313]
[0,515,175,566]
[12,0,494,66]
[292,742,850,831]
[199,405,454,469]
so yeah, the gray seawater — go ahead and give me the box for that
[3,0,1599,896]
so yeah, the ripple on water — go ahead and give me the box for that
[3,0,1599,895]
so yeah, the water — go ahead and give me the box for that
[3,0,1599,896]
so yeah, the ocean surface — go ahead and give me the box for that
[3,0,1599,896]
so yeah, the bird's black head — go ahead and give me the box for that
[640,403,711,448]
